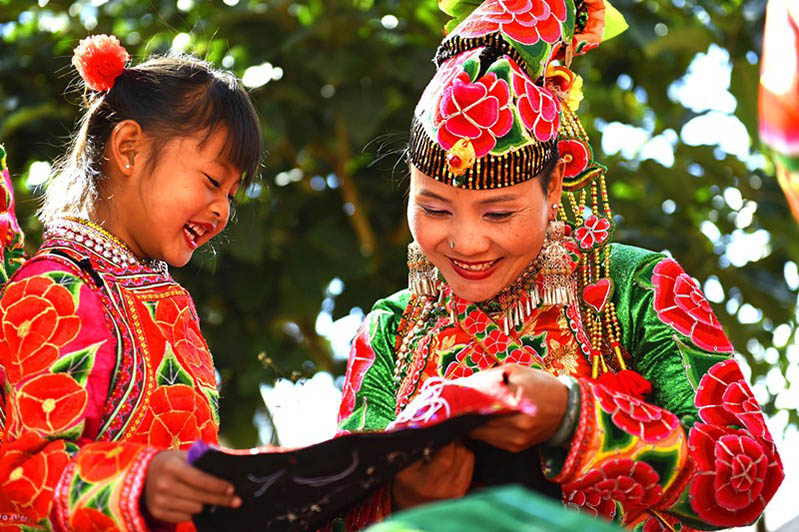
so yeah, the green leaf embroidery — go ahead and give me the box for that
[675,335,728,391]
[143,301,158,321]
[462,57,479,82]
[502,35,550,80]
[50,342,103,387]
[637,449,681,488]
[632,254,664,290]
[156,343,194,387]
[42,271,83,304]
[202,385,221,425]
[68,473,93,508]
[86,484,114,514]
[598,409,633,451]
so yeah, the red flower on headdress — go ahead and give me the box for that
[511,64,560,141]
[652,258,733,353]
[558,139,590,177]
[436,71,514,157]
[575,214,611,250]
[457,0,568,46]
[573,0,606,54]
[71,34,129,92]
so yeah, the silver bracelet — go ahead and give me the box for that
[543,375,581,448]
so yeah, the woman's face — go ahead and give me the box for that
[408,161,564,302]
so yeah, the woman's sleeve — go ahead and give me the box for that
[0,260,160,531]
[327,291,408,531]
[541,244,784,531]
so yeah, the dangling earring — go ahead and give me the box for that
[540,220,577,306]
[407,241,439,297]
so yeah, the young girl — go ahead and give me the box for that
[0,35,261,531]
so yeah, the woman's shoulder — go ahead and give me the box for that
[607,243,669,283]
[369,288,412,320]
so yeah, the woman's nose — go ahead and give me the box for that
[450,223,490,256]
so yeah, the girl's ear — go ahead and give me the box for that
[547,159,566,220]
[107,120,144,178]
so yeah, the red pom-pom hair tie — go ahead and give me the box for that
[71,34,129,92]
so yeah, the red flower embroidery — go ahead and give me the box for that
[71,34,129,92]
[688,423,783,526]
[155,298,216,388]
[339,324,377,420]
[558,139,590,177]
[461,309,491,337]
[444,360,475,379]
[0,276,81,384]
[563,459,663,519]
[16,373,87,435]
[437,72,514,157]
[457,0,568,46]
[69,507,119,532]
[594,382,680,442]
[574,215,611,251]
[563,483,617,520]
[468,348,495,371]
[652,259,733,353]
[76,443,141,483]
[505,346,536,366]
[695,359,772,442]
[483,328,510,354]
[0,436,70,520]
[596,370,651,401]
[141,384,217,450]
[511,65,560,141]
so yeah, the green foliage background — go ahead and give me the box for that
[1,0,797,447]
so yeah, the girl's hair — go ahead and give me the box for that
[42,53,262,222]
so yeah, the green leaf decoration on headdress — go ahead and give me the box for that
[440,0,483,34]
[602,0,628,42]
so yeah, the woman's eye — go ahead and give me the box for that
[485,212,513,220]
[421,206,449,217]
[205,174,221,188]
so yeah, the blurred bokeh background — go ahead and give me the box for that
[1,0,798,529]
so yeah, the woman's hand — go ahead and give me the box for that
[144,450,242,524]
[392,441,475,510]
[463,364,568,452]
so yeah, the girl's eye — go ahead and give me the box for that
[485,212,513,221]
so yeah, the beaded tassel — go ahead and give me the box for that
[407,241,439,297]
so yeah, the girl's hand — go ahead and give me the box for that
[464,364,568,452]
[392,441,474,510]
[144,450,242,523]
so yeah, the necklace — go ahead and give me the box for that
[477,255,542,335]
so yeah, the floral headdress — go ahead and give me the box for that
[408,0,625,189]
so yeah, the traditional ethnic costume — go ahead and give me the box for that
[335,1,784,530]
[0,148,219,531]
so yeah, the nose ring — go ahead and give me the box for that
[449,240,455,249]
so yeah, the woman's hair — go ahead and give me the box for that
[41,53,262,222]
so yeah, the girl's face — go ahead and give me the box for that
[407,162,564,302]
[109,128,240,267]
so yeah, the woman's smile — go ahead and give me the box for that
[448,257,503,280]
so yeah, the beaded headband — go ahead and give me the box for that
[409,0,616,189]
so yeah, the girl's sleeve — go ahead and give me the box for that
[541,244,784,531]
[328,291,408,531]
[0,260,160,532]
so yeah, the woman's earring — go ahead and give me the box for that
[540,221,577,307]
[408,241,439,297]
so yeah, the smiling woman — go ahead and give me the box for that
[329,1,784,531]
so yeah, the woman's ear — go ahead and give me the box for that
[547,159,566,218]
[106,119,144,178]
